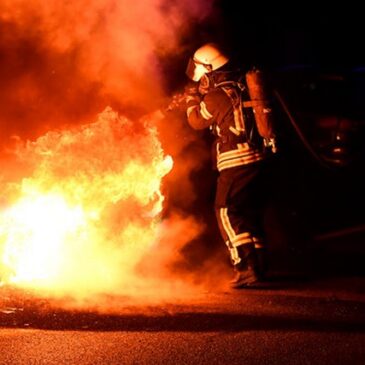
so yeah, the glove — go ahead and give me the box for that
[184,80,200,106]
[165,92,187,112]
[164,81,200,113]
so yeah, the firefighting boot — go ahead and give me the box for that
[230,244,260,289]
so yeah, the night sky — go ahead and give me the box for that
[189,2,364,71]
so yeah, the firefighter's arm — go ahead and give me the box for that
[163,82,200,114]
[185,83,214,130]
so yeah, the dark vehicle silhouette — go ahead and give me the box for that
[268,66,365,249]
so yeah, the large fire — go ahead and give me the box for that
[0,107,173,298]
[0,0,219,305]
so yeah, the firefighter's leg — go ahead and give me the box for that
[215,166,266,287]
[217,207,260,288]
[228,164,269,280]
[229,242,260,288]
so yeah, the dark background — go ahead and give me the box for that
[198,2,364,70]
[164,2,365,273]
[163,2,365,83]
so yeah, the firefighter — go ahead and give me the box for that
[184,43,275,288]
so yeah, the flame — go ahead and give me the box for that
[0,107,173,298]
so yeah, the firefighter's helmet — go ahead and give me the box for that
[186,43,229,82]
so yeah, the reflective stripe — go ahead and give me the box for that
[229,247,240,265]
[218,154,264,171]
[229,126,241,136]
[220,208,236,242]
[232,234,252,247]
[220,208,253,248]
[253,236,264,249]
[187,105,198,118]
[224,240,241,265]
[218,147,263,160]
[186,95,197,103]
[217,148,264,171]
[237,143,250,151]
[233,106,245,132]
[199,101,213,120]
[221,86,245,132]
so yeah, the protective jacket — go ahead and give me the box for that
[186,69,269,269]
[186,70,266,172]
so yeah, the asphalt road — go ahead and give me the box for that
[1,268,365,365]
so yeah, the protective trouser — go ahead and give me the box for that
[214,161,267,270]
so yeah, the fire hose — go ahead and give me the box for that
[273,89,341,170]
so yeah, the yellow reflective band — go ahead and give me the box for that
[232,234,252,247]
[224,240,232,248]
[218,147,263,160]
[217,153,264,171]
[187,105,198,117]
[252,236,264,249]
[221,86,245,132]
[229,126,241,136]
[199,101,213,120]
[233,107,245,132]
[220,209,254,249]
[229,247,241,265]
[219,208,236,242]
[186,95,197,103]
[237,143,250,151]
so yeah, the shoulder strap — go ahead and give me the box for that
[216,81,246,135]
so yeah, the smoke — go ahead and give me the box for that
[0,0,214,146]
[0,0,230,307]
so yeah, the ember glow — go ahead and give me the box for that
[0,107,174,298]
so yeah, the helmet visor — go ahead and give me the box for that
[186,58,208,82]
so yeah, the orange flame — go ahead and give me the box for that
[0,107,173,298]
